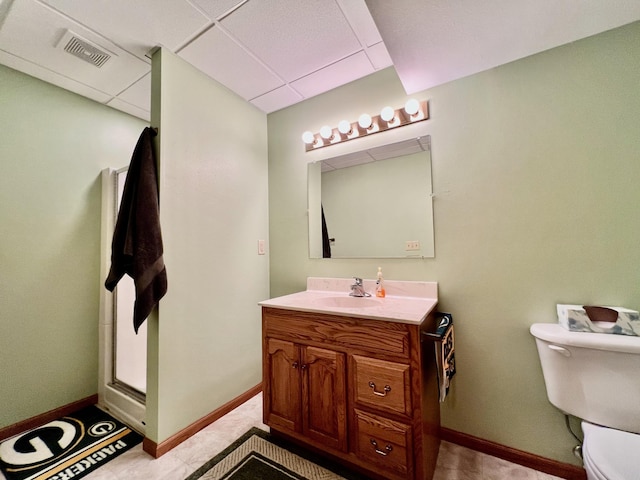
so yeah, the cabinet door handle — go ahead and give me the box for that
[370,438,393,456]
[301,364,308,370]
[292,362,299,369]
[368,381,391,397]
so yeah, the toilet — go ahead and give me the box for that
[530,323,640,480]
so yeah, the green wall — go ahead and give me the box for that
[0,64,146,428]
[267,21,640,465]
[0,49,269,445]
[147,49,269,443]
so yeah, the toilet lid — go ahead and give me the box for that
[582,421,640,479]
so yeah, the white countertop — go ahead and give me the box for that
[259,277,438,325]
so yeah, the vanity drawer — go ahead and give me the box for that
[351,355,411,416]
[263,308,410,357]
[353,409,413,477]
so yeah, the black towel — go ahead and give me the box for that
[321,205,331,258]
[105,127,167,333]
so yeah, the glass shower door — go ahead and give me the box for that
[113,168,147,398]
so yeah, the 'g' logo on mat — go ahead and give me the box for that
[0,418,82,467]
[88,421,116,437]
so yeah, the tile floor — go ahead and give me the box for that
[2,393,565,480]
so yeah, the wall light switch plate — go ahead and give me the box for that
[405,240,420,251]
[258,239,266,255]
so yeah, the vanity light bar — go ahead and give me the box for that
[301,99,429,152]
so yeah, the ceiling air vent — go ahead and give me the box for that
[58,30,113,68]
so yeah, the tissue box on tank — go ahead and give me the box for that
[557,304,591,332]
[557,304,640,336]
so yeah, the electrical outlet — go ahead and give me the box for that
[405,240,420,251]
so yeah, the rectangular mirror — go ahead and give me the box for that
[308,136,434,258]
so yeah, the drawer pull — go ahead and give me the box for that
[370,438,393,456]
[368,381,391,397]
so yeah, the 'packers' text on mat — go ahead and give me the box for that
[0,405,142,480]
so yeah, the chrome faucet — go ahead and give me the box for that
[349,277,371,297]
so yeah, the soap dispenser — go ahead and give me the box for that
[376,267,386,298]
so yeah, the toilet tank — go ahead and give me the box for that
[530,323,640,435]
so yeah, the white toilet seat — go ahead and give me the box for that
[582,421,640,480]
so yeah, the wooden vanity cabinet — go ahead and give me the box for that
[262,306,440,480]
[265,337,347,451]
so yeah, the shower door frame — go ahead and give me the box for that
[99,167,146,434]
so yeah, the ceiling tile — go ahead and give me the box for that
[191,0,247,20]
[116,73,151,112]
[336,0,381,47]
[106,97,150,122]
[220,0,361,82]
[0,0,150,96]
[291,51,374,99]
[249,85,303,114]
[323,150,375,171]
[179,25,283,101]
[321,137,427,170]
[320,163,336,173]
[368,138,423,161]
[365,41,392,70]
[40,0,211,59]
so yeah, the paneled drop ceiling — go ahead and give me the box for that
[0,0,639,122]
[0,0,390,120]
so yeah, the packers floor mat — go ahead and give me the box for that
[0,405,142,480]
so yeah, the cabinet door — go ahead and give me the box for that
[301,346,347,451]
[264,338,301,433]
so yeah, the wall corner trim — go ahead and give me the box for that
[143,383,262,458]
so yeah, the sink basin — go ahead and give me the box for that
[313,296,382,309]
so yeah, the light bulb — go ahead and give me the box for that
[404,99,420,116]
[319,125,333,140]
[358,113,372,129]
[302,131,315,144]
[380,106,395,122]
[338,120,352,135]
